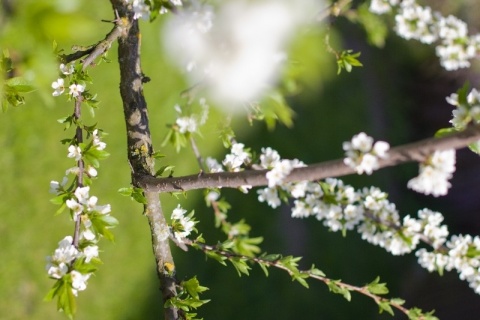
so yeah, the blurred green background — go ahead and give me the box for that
[1,1,480,319]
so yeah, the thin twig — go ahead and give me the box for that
[60,18,126,69]
[189,135,206,172]
[136,124,480,193]
[72,96,84,249]
[186,239,416,318]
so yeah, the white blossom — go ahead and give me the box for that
[60,63,74,75]
[369,0,480,70]
[259,147,281,169]
[82,245,99,263]
[447,88,480,130]
[176,116,198,134]
[395,3,437,44]
[70,271,90,295]
[69,83,85,97]
[92,129,106,150]
[46,236,79,279]
[407,149,456,197]
[50,177,68,194]
[205,157,224,173]
[51,78,65,96]
[257,187,281,208]
[171,205,195,242]
[343,132,389,175]
[222,143,251,172]
[67,145,82,161]
[369,0,399,14]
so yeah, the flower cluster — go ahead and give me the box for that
[205,143,252,173]
[417,234,480,294]
[163,0,321,108]
[370,0,480,70]
[170,205,196,243]
[173,100,209,134]
[45,236,97,296]
[447,87,480,130]
[257,167,480,292]
[51,63,85,98]
[343,132,390,175]
[407,149,456,197]
[204,143,253,193]
[256,147,306,208]
[47,102,115,308]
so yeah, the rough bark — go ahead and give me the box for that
[137,124,480,193]
[110,1,179,318]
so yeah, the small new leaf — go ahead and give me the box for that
[377,300,394,316]
[205,251,227,266]
[182,276,209,300]
[337,50,363,74]
[366,276,389,295]
[327,280,351,301]
[229,258,250,276]
[407,308,438,320]
[118,187,148,204]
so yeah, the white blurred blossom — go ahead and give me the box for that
[163,0,321,109]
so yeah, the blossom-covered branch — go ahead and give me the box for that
[137,123,480,192]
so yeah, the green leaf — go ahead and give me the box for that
[166,296,210,311]
[367,276,389,295]
[118,187,147,204]
[152,151,166,159]
[118,187,133,197]
[83,148,110,168]
[229,258,250,276]
[434,127,457,138]
[258,262,269,277]
[73,260,99,274]
[356,3,388,47]
[5,77,35,93]
[44,279,64,302]
[47,277,76,319]
[309,265,325,277]
[407,308,438,320]
[91,214,118,241]
[205,251,227,266]
[155,165,175,177]
[50,193,70,206]
[377,300,394,316]
[232,236,263,257]
[337,50,363,75]
[468,141,480,155]
[260,90,295,130]
[327,280,351,301]
[260,253,282,262]
[182,277,209,300]
[457,81,470,107]
[292,273,309,288]
[389,298,405,306]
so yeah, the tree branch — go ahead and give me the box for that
[111,1,179,318]
[136,124,480,193]
[60,18,126,68]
